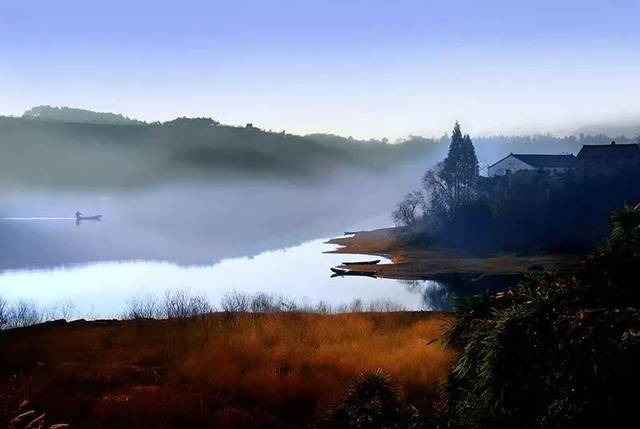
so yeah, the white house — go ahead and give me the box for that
[487,154,577,177]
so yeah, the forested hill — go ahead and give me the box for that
[0,115,439,188]
[22,105,145,125]
[4,107,636,188]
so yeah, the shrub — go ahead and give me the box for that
[0,297,7,329]
[249,292,297,313]
[124,294,160,319]
[323,370,419,429]
[220,291,250,313]
[392,191,425,227]
[45,301,76,321]
[441,205,640,428]
[6,299,43,328]
[162,290,211,320]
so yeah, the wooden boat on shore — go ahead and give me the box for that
[330,267,377,278]
[342,260,380,266]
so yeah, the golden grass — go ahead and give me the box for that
[0,312,452,428]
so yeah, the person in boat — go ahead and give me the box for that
[75,211,83,220]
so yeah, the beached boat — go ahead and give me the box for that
[342,260,380,266]
[330,267,377,278]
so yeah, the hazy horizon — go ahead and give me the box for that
[5,105,640,142]
[2,0,640,139]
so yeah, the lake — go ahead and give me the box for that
[0,236,448,318]
[0,174,447,318]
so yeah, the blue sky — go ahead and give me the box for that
[1,0,640,138]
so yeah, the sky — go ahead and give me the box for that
[1,0,640,139]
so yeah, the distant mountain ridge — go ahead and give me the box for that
[7,105,638,188]
[0,114,437,188]
[22,105,145,125]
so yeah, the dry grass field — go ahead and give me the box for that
[0,311,452,428]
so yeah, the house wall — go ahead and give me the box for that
[488,155,534,177]
[545,167,571,174]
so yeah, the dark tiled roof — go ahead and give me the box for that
[577,143,640,159]
[511,154,577,168]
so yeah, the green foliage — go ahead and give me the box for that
[420,122,479,220]
[441,206,640,428]
[305,133,441,169]
[437,122,479,209]
[162,116,220,127]
[394,122,479,229]
[406,161,640,252]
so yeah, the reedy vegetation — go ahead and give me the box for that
[0,291,409,330]
[0,309,451,428]
[0,298,75,330]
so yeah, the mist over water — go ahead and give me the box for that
[0,164,446,315]
[0,165,424,267]
[0,113,593,316]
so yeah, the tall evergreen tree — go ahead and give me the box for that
[440,122,465,201]
[459,133,479,202]
[424,122,479,214]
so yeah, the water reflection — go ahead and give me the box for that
[1,171,451,317]
[74,211,104,226]
[0,238,435,318]
[400,280,454,311]
[0,177,422,270]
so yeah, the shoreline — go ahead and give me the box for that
[0,309,449,334]
[326,228,584,282]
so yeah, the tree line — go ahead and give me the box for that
[394,122,640,252]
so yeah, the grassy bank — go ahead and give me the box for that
[0,311,452,428]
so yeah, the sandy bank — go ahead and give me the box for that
[326,228,583,281]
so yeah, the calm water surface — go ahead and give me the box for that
[0,237,446,317]
[0,180,446,318]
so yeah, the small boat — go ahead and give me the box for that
[330,267,377,278]
[77,215,103,221]
[342,260,380,266]
[74,211,103,224]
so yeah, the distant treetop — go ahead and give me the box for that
[23,105,146,125]
[162,117,220,127]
